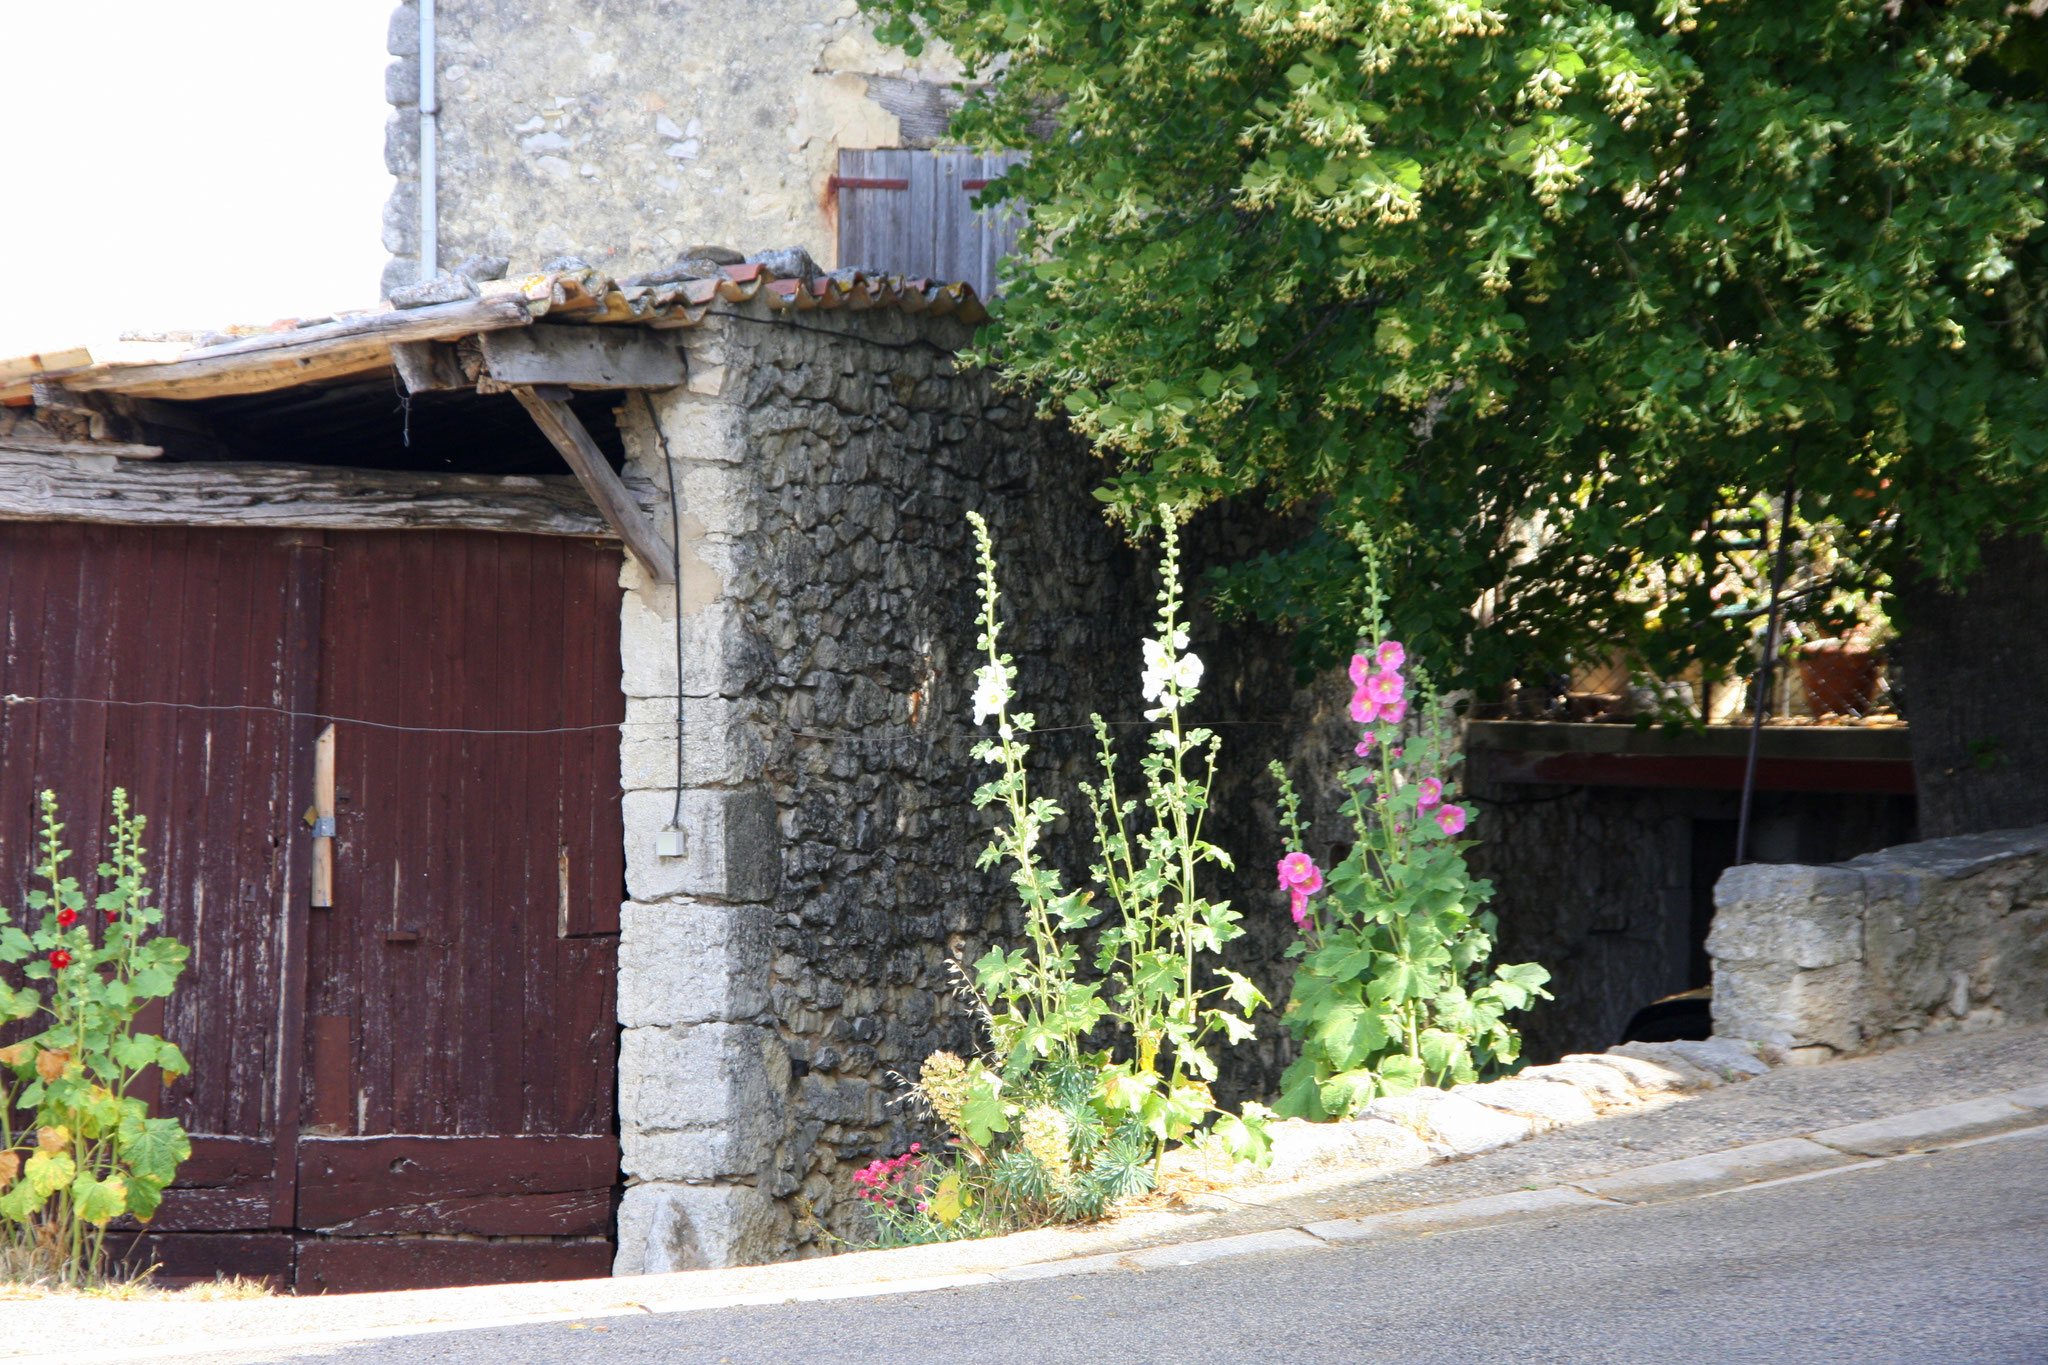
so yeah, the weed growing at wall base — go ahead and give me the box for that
[0,791,191,1288]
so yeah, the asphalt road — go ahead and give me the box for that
[192,1130,2048,1365]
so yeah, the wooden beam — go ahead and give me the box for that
[511,387,675,583]
[0,434,164,459]
[58,297,533,399]
[0,449,612,538]
[479,325,686,390]
[390,340,470,395]
[63,343,399,401]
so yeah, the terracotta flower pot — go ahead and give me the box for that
[1797,641,1881,716]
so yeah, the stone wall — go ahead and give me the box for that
[606,291,1171,1271]
[380,0,959,294]
[1709,825,2048,1061]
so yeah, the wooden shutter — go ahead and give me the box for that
[834,148,1027,299]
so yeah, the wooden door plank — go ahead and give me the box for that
[266,531,326,1229]
[296,1134,620,1221]
[302,1189,611,1238]
[295,1237,611,1294]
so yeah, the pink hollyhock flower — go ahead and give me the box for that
[1366,671,1405,705]
[1417,778,1443,809]
[1276,852,1325,895]
[1354,738,1375,757]
[1377,640,1406,672]
[1436,804,1468,836]
[1348,653,1372,687]
[1379,697,1408,725]
[1349,688,1380,724]
[1289,886,1311,926]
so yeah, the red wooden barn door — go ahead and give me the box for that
[295,530,623,1293]
[0,523,321,1284]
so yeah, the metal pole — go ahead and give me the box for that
[419,0,439,282]
[1735,468,1798,866]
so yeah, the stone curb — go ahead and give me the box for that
[1303,1186,1612,1245]
[1572,1137,1850,1204]
[1809,1095,2039,1157]
[17,1084,2048,1365]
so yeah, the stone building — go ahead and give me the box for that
[377,0,985,295]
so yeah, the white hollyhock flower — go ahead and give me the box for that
[972,663,1012,726]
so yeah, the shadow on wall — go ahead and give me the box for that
[1466,780,1917,1063]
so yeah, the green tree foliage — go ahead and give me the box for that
[871,0,2048,679]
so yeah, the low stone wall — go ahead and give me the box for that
[1708,825,2048,1061]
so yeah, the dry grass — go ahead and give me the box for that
[0,1242,275,1303]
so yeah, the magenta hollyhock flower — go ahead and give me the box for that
[1348,653,1372,687]
[1276,852,1325,895]
[1289,886,1312,926]
[1417,778,1443,809]
[1436,804,1468,836]
[1366,670,1405,705]
[1377,640,1406,672]
[1349,688,1380,724]
[1354,737,1375,757]
[1379,697,1408,725]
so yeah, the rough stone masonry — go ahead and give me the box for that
[1709,824,2048,1062]
[602,276,1162,1272]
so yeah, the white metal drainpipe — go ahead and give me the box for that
[419,0,439,281]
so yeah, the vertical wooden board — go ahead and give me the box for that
[837,148,871,274]
[516,536,565,1134]
[900,148,940,281]
[335,531,404,1136]
[932,149,971,288]
[191,532,271,1139]
[0,526,59,904]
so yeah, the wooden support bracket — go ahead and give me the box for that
[511,387,675,584]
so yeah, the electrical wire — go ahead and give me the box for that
[0,694,1286,746]
[639,391,689,829]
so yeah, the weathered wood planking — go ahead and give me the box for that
[0,523,624,1289]
[58,297,534,400]
[296,1134,620,1222]
[0,450,613,538]
[836,147,1028,299]
[0,525,315,1237]
[479,325,686,389]
[296,1238,614,1295]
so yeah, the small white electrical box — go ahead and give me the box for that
[656,827,685,858]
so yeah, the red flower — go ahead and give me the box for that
[56,909,76,928]
[104,909,119,921]
[48,949,71,970]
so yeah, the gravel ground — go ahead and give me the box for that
[4,1025,2043,1364]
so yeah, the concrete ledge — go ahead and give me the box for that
[1574,1138,1849,1204]
[1304,1187,1611,1246]
[1810,1097,2038,1157]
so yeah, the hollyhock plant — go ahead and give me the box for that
[1266,536,1549,1122]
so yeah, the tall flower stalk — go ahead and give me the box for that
[1084,512,1263,1157]
[1271,535,1550,1119]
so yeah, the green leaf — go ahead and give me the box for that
[23,1150,75,1199]
[69,1170,127,1226]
